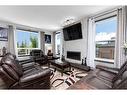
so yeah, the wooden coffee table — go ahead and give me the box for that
[49,59,71,76]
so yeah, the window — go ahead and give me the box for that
[16,29,39,56]
[55,32,61,55]
[95,16,117,61]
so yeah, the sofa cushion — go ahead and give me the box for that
[112,71,127,89]
[112,61,127,83]
[83,74,112,89]
[22,62,35,71]
[2,64,19,81]
[93,69,116,82]
[19,68,51,86]
[1,57,23,77]
[0,66,17,88]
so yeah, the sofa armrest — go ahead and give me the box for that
[10,68,51,89]
[20,68,51,83]
[19,59,34,65]
[17,59,36,71]
[21,62,36,71]
[96,65,119,74]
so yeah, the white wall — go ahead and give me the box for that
[0,21,9,55]
[45,31,53,55]
[63,18,88,64]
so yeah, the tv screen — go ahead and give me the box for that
[63,23,82,41]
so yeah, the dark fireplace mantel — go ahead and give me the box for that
[67,51,81,61]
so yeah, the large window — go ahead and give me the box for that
[95,16,117,61]
[16,29,39,56]
[55,32,61,55]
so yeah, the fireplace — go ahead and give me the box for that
[67,51,81,61]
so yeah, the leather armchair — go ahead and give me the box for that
[0,55,52,89]
[67,61,127,89]
[30,50,48,65]
[47,50,53,60]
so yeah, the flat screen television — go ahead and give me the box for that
[63,23,82,41]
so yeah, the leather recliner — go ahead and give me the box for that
[0,54,51,89]
[67,61,127,89]
[30,50,48,65]
[4,53,37,71]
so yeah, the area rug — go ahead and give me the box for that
[50,67,88,90]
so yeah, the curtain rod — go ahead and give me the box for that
[89,6,123,20]
[16,28,38,33]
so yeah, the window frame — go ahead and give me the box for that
[94,14,117,63]
[55,32,61,55]
[15,28,40,57]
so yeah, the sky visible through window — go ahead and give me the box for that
[16,29,39,48]
[95,16,117,60]
[95,16,117,41]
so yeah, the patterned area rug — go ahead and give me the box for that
[50,67,88,90]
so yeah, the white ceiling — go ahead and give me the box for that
[0,6,118,32]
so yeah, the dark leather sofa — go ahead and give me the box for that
[67,61,127,89]
[0,53,52,89]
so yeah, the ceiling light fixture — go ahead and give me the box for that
[62,17,75,27]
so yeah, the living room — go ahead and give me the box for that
[0,3,127,91]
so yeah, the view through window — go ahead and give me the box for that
[95,16,117,60]
[16,29,39,56]
[55,32,61,55]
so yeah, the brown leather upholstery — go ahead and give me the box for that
[112,61,127,83]
[1,57,23,77]
[2,64,20,81]
[67,61,127,89]
[30,50,48,65]
[4,53,35,71]
[90,67,116,83]
[0,66,17,88]
[47,50,53,60]
[0,53,51,89]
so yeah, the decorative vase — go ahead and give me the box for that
[82,57,87,66]
[2,47,6,56]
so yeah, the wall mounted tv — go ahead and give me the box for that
[63,23,82,41]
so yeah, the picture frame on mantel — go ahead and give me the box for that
[0,27,8,41]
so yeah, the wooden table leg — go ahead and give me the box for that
[69,66,71,71]
[61,68,64,76]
